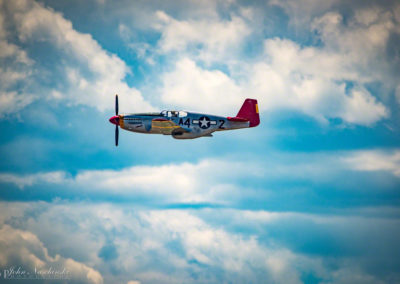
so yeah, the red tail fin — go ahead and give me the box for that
[236,99,260,127]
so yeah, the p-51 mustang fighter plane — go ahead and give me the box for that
[109,95,259,145]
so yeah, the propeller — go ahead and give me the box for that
[107,94,120,146]
[115,94,119,116]
[115,94,119,146]
[115,121,119,146]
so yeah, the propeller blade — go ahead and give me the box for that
[115,94,119,116]
[115,125,119,146]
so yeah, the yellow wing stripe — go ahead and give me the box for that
[151,119,184,134]
[152,125,181,129]
[255,104,259,114]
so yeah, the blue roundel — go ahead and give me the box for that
[198,116,211,129]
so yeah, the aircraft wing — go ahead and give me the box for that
[151,118,190,135]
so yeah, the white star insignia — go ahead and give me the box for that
[199,117,209,127]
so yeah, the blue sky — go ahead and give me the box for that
[0,0,400,283]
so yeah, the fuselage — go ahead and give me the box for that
[109,98,259,141]
[109,110,249,139]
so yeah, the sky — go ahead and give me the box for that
[0,0,400,283]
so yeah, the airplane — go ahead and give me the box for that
[109,95,259,145]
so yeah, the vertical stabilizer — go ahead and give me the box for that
[236,99,260,127]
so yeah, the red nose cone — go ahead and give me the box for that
[109,115,119,125]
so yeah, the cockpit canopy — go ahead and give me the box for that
[161,110,187,118]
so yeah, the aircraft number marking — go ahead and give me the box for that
[184,118,190,127]
[219,120,225,129]
[179,118,191,127]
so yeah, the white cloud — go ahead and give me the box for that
[2,201,398,283]
[340,89,388,125]
[0,202,315,283]
[255,3,400,123]
[0,171,67,189]
[0,3,34,117]
[159,40,388,125]
[138,209,304,283]
[160,58,243,114]
[154,10,250,64]
[78,158,259,202]
[1,149,398,204]
[0,8,31,64]
[2,0,397,125]
[271,1,400,87]
[320,266,385,284]
[155,2,400,126]
[311,10,399,87]
[0,91,34,118]
[0,159,260,203]
[117,1,252,67]
[270,0,339,33]
[0,224,103,284]
[246,38,389,124]
[343,149,400,177]
[0,0,154,116]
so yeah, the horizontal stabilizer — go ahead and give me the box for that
[227,116,249,122]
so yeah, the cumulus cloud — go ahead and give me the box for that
[0,202,317,283]
[343,149,400,177]
[0,158,260,203]
[2,0,398,125]
[154,1,400,126]
[160,58,243,114]
[137,209,305,283]
[1,201,398,283]
[0,224,103,284]
[270,0,400,103]
[0,0,154,117]
[159,46,388,124]
[247,38,389,124]
[0,3,34,117]
[1,150,398,207]
[73,158,255,203]
[154,10,250,64]
[0,91,34,118]
[0,171,67,189]
[269,0,340,31]
[311,7,400,85]
[117,1,252,64]
[0,8,31,64]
